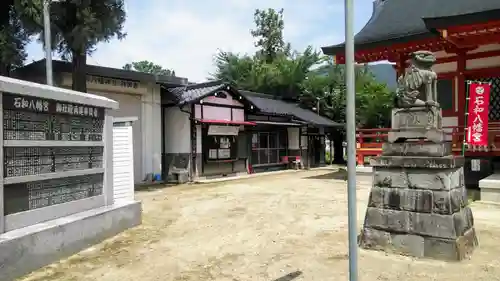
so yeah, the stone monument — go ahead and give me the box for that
[358,50,478,260]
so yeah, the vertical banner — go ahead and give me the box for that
[466,83,490,146]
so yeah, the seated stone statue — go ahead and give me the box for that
[394,50,439,108]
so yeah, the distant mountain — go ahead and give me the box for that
[367,63,397,89]
[312,63,397,90]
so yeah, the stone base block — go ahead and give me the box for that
[391,106,442,131]
[359,227,478,261]
[363,207,474,239]
[0,201,142,281]
[371,155,464,169]
[388,128,445,143]
[367,186,467,214]
[373,166,464,190]
[479,174,500,203]
[382,142,451,157]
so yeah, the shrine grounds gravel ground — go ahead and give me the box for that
[17,169,500,281]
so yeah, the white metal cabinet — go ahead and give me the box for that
[112,117,137,202]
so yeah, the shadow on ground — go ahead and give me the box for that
[271,271,302,281]
[134,182,178,192]
[303,171,348,180]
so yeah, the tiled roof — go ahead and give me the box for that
[322,0,500,55]
[239,90,342,127]
[168,81,230,105]
[169,82,341,127]
[14,59,188,86]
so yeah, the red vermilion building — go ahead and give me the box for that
[321,0,500,186]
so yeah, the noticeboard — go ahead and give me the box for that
[2,92,107,215]
[2,93,104,141]
[4,146,103,177]
[3,174,104,215]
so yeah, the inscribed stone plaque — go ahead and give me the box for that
[3,173,104,215]
[3,93,104,141]
[391,107,442,131]
[4,147,103,177]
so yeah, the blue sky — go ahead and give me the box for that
[26,0,375,82]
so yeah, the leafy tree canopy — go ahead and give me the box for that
[212,7,395,163]
[123,60,176,76]
[0,0,33,75]
[250,8,291,63]
[17,0,127,91]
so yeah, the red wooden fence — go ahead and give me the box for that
[356,122,500,165]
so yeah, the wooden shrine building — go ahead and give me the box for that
[322,0,500,187]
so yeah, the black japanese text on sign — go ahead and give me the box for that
[2,93,105,119]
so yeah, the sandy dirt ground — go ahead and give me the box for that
[18,169,500,281]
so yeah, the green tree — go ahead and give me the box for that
[300,62,395,163]
[212,7,395,164]
[212,48,322,100]
[18,0,126,92]
[0,0,32,76]
[123,60,176,76]
[251,8,291,63]
[213,7,321,99]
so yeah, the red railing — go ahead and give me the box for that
[356,122,500,165]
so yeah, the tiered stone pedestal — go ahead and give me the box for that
[358,107,478,261]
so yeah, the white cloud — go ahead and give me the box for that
[27,0,344,82]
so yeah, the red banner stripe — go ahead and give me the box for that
[466,83,491,146]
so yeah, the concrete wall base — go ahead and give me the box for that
[356,165,373,174]
[0,201,142,281]
[479,173,500,203]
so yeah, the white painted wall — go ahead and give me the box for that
[164,106,191,153]
[90,91,143,182]
[442,116,458,141]
[287,127,300,149]
[58,74,163,183]
[196,125,202,154]
[141,83,162,181]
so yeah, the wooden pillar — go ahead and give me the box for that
[392,53,408,77]
[398,54,407,76]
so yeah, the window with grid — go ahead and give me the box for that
[251,130,288,165]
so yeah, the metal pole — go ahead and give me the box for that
[344,0,358,279]
[43,0,53,86]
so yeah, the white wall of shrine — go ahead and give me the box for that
[433,44,500,73]
[467,44,500,70]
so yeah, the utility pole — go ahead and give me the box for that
[43,0,62,85]
[344,0,358,279]
[316,97,320,115]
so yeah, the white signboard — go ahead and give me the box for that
[471,159,481,172]
[207,125,239,136]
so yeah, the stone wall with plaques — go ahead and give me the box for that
[0,76,146,281]
[1,89,113,231]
